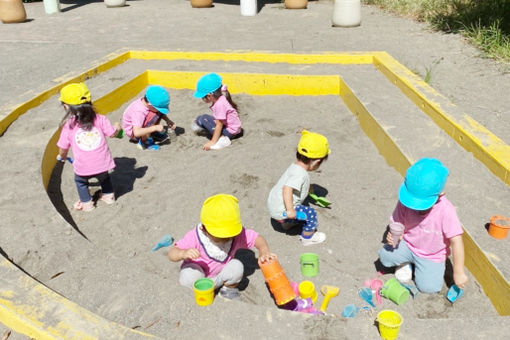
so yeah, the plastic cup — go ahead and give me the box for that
[193,278,214,306]
[389,222,404,248]
[381,278,410,305]
[377,310,403,340]
[298,281,318,303]
[300,253,319,277]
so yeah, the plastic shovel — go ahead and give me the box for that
[359,287,375,308]
[152,235,174,251]
[57,155,73,164]
[446,284,464,304]
[341,304,371,318]
[282,211,307,220]
[320,285,340,312]
[308,193,331,208]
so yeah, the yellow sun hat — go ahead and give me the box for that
[59,83,91,105]
[297,130,331,159]
[200,194,243,238]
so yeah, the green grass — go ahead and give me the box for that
[363,0,510,63]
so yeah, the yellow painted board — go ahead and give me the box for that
[94,71,149,115]
[373,52,510,186]
[462,232,510,315]
[339,77,411,175]
[0,258,159,339]
[130,50,374,65]
[147,70,341,96]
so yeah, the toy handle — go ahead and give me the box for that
[375,290,382,304]
[282,211,307,220]
[57,155,73,164]
[320,295,331,312]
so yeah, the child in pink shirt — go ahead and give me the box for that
[122,85,176,150]
[378,158,468,293]
[56,83,121,212]
[191,73,242,151]
[168,194,273,300]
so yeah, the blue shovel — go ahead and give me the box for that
[283,211,307,220]
[446,284,464,304]
[359,287,376,308]
[152,235,174,252]
[57,155,73,164]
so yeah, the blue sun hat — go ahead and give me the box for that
[145,85,170,114]
[398,158,449,210]
[194,73,222,98]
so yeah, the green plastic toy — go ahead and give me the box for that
[309,193,332,208]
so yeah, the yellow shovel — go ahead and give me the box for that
[320,285,340,312]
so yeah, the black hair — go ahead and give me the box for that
[296,151,329,164]
[60,102,97,131]
[211,86,239,112]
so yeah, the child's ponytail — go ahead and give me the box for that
[212,85,239,112]
[60,103,97,131]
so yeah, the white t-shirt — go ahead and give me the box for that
[267,163,310,220]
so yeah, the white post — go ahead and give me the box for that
[332,0,361,27]
[43,0,60,14]
[240,0,257,16]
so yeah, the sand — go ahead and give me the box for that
[1,0,509,339]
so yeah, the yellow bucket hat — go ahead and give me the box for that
[297,130,331,159]
[200,194,242,238]
[59,83,91,105]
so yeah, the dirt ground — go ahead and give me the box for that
[1,0,509,339]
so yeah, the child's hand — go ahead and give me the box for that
[182,248,200,260]
[259,252,276,263]
[203,141,214,151]
[454,271,468,289]
[113,122,121,130]
[168,123,176,131]
[385,232,402,246]
[285,209,297,219]
[154,124,165,133]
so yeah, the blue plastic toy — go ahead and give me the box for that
[282,211,307,220]
[342,304,371,318]
[152,235,174,251]
[359,287,376,307]
[446,284,464,303]
[57,155,73,164]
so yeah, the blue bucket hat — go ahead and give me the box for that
[145,85,170,114]
[398,158,449,210]
[194,73,222,98]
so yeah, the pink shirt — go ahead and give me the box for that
[57,115,116,176]
[210,95,241,135]
[174,225,259,277]
[122,98,149,138]
[391,196,463,263]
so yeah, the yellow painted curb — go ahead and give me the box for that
[373,51,510,186]
[0,258,159,339]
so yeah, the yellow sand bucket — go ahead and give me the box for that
[193,278,215,306]
[377,310,403,340]
[298,280,318,303]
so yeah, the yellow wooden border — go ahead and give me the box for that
[0,259,158,339]
[338,76,510,315]
[373,51,510,186]
[0,51,130,137]
[129,50,374,65]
